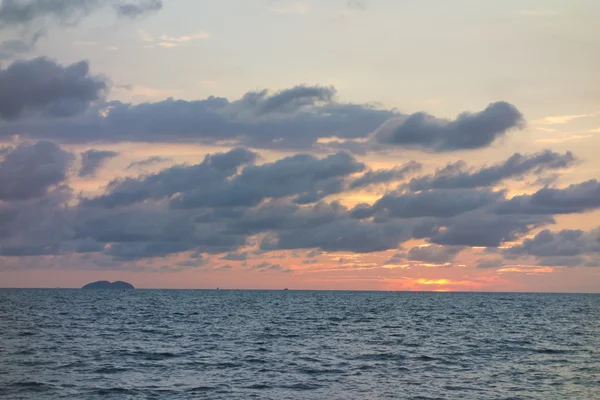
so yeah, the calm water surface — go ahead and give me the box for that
[0,290,598,399]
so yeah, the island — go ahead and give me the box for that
[82,281,135,289]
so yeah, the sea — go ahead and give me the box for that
[0,290,598,399]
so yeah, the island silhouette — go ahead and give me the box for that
[82,281,135,289]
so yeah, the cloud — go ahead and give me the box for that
[159,32,210,43]
[251,262,291,273]
[407,245,463,264]
[115,0,162,18]
[363,188,504,219]
[261,217,413,253]
[428,211,553,247]
[533,114,593,125]
[349,161,421,189]
[476,258,504,269]
[0,79,525,153]
[126,156,172,169]
[0,143,596,264]
[83,147,258,208]
[84,149,364,209]
[0,57,107,120]
[505,228,600,261]
[0,0,163,29]
[221,252,248,261]
[79,149,119,177]
[375,101,524,151]
[408,150,575,191]
[496,179,600,215]
[0,185,73,256]
[0,85,392,150]
[0,30,43,60]
[0,141,73,201]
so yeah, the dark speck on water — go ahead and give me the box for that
[0,290,598,399]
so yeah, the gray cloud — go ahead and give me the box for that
[83,147,258,208]
[250,85,335,115]
[0,0,162,28]
[172,151,364,209]
[221,251,248,261]
[79,149,119,177]
[86,150,364,209]
[1,143,595,263]
[250,262,291,273]
[428,211,553,247]
[475,258,505,269]
[407,245,463,264]
[0,82,525,153]
[0,30,43,60]
[496,179,600,215]
[375,101,524,151]
[0,141,73,201]
[505,228,600,259]
[408,150,575,191]
[261,218,413,253]
[0,185,72,256]
[116,0,162,18]
[0,57,107,120]
[126,156,172,169]
[363,188,503,219]
[349,161,421,189]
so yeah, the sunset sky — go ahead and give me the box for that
[0,0,599,291]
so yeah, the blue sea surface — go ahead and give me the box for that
[0,290,598,399]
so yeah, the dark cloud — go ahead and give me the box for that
[475,258,504,269]
[0,87,393,151]
[86,150,364,209]
[0,141,73,201]
[172,151,363,209]
[375,101,524,151]
[363,189,503,219]
[83,147,258,208]
[0,57,107,120]
[349,161,421,189]
[79,149,118,177]
[221,251,248,261]
[408,150,575,191]
[72,206,247,258]
[505,228,600,259]
[115,0,162,18]
[428,211,553,247]
[0,30,43,60]
[407,245,463,264]
[250,262,291,273]
[260,217,413,253]
[0,186,72,256]
[249,85,335,115]
[0,81,524,153]
[496,179,600,215]
[229,200,348,236]
[0,144,595,264]
[0,0,162,28]
[126,156,172,169]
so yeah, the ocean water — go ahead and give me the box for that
[0,290,598,399]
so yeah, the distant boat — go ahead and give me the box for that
[284,288,289,291]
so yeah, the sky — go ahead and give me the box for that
[0,0,599,291]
